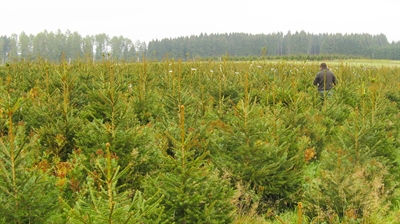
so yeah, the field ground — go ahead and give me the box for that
[259,59,400,67]
[319,59,400,67]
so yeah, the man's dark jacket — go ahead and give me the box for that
[313,68,337,91]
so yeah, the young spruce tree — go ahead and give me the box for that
[0,92,62,223]
[61,143,163,224]
[145,105,236,223]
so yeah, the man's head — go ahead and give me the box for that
[320,63,327,69]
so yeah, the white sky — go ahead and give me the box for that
[1,0,400,43]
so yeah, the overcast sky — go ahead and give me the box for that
[1,0,400,43]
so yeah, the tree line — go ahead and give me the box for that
[149,31,400,61]
[1,30,400,62]
[0,30,146,63]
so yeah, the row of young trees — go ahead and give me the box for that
[1,59,400,223]
[1,30,400,63]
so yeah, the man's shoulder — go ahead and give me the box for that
[327,70,335,75]
[319,69,335,75]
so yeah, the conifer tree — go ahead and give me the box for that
[145,105,236,223]
[61,143,163,223]
[208,71,307,213]
[22,62,81,161]
[303,105,399,222]
[0,97,62,223]
[75,62,162,189]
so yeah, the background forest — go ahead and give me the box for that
[0,57,400,223]
[1,30,400,63]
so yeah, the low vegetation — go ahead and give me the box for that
[0,58,399,223]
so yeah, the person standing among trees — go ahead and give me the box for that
[313,63,337,101]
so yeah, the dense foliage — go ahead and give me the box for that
[0,58,399,223]
[1,30,400,63]
[149,32,400,61]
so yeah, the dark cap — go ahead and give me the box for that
[320,63,327,68]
